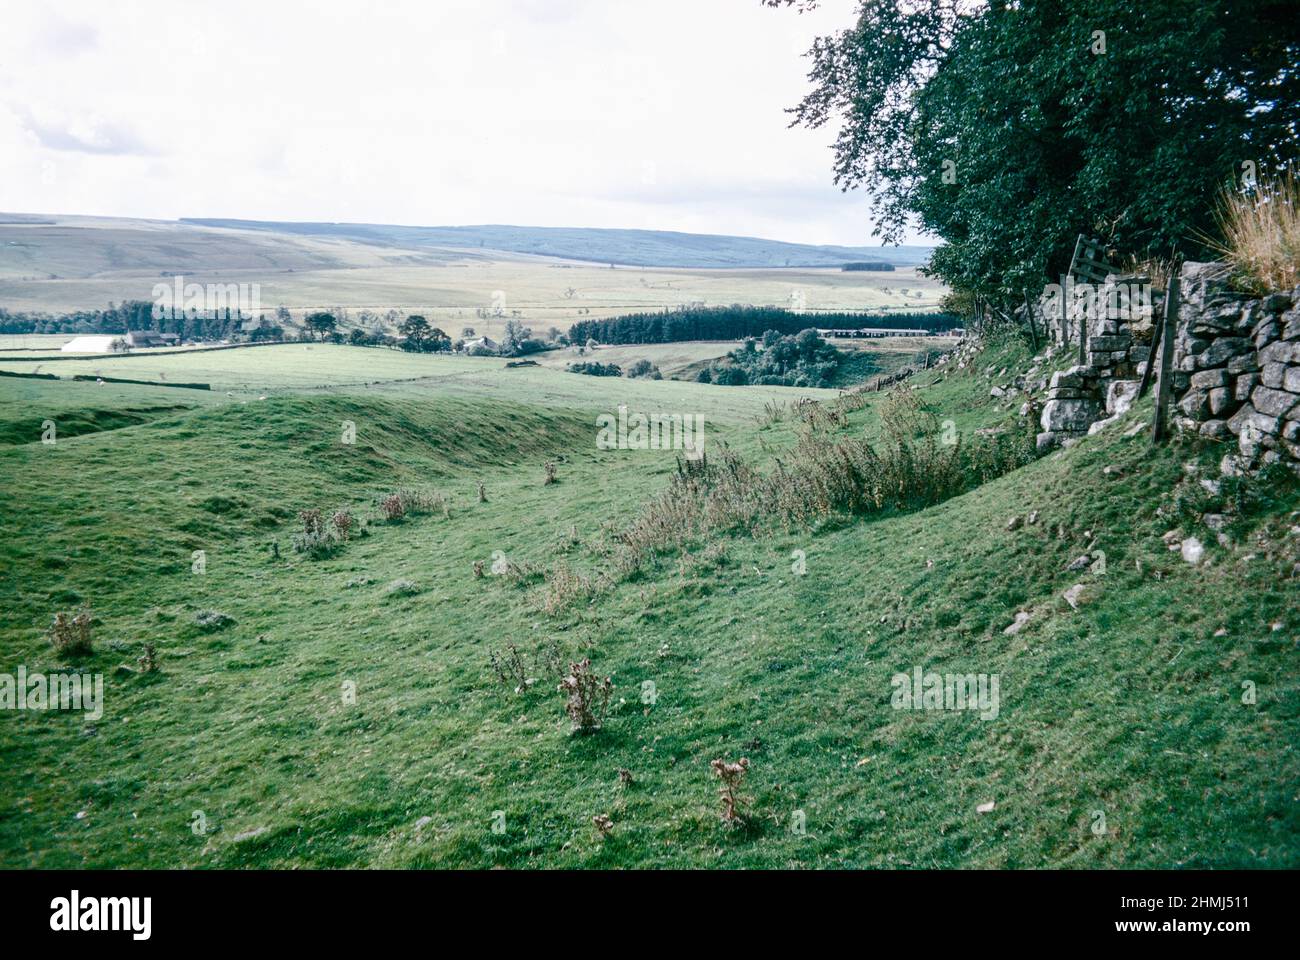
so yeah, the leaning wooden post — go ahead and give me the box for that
[1136,288,1164,400]
[1077,280,1088,366]
[1058,274,1069,346]
[1023,290,1039,352]
[1151,272,1181,443]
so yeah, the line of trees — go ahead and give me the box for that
[0,300,285,342]
[567,305,958,345]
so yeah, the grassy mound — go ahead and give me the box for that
[0,339,1295,869]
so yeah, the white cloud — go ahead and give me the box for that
[0,0,933,246]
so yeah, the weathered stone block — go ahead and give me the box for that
[1190,369,1230,390]
[1254,320,1280,349]
[1234,373,1259,402]
[1200,419,1230,439]
[1226,353,1260,375]
[1190,314,1237,336]
[1198,338,1251,367]
[1089,334,1132,352]
[1251,385,1299,419]
[1178,389,1209,419]
[1049,367,1086,390]
[1208,387,1233,417]
[1228,402,1281,438]
[1105,379,1140,417]
[1261,340,1300,364]
[1045,387,1087,401]
[1262,362,1288,389]
[1284,366,1300,394]
[1041,398,1100,434]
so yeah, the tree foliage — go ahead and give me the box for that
[399,315,451,352]
[568,305,957,344]
[304,312,337,340]
[770,0,1300,294]
[708,328,846,387]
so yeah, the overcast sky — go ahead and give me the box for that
[0,0,929,247]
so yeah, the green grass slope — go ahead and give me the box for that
[0,340,1296,868]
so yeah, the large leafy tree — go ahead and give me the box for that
[769,0,1300,295]
[304,311,337,341]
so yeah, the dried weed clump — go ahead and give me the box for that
[48,606,93,656]
[558,658,612,733]
[710,757,751,824]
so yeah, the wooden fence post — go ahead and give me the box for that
[1151,272,1181,443]
[1077,278,1088,366]
[1023,290,1039,352]
[1136,293,1164,400]
[1058,274,1069,346]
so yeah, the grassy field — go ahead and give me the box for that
[1,337,1296,869]
[0,334,78,352]
[0,376,220,446]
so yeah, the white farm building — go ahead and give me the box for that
[60,335,120,353]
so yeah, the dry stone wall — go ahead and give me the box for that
[1029,262,1300,475]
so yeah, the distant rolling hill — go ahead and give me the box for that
[181,219,932,269]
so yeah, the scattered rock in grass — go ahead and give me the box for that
[1214,628,1228,637]
[1004,611,1032,635]
[1006,516,1023,532]
[1220,455,1247,477]
[1162,530,1184,551]
[1065,554,1092,572]
[344,577,373,588]
[976,801,996,814]
[1027,510,1040,525]
[413,816,433,831]
[385,579,420,597]
[1180,537,1206,565]
[1062,584,1086,610]
[1102,464,1123,478]
[193,610,235,631]
[231,826,269,843]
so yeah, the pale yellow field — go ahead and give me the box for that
[0,215,946,340]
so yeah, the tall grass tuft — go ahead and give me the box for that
[613,387,1037,573]
[1213,167,1300,293]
